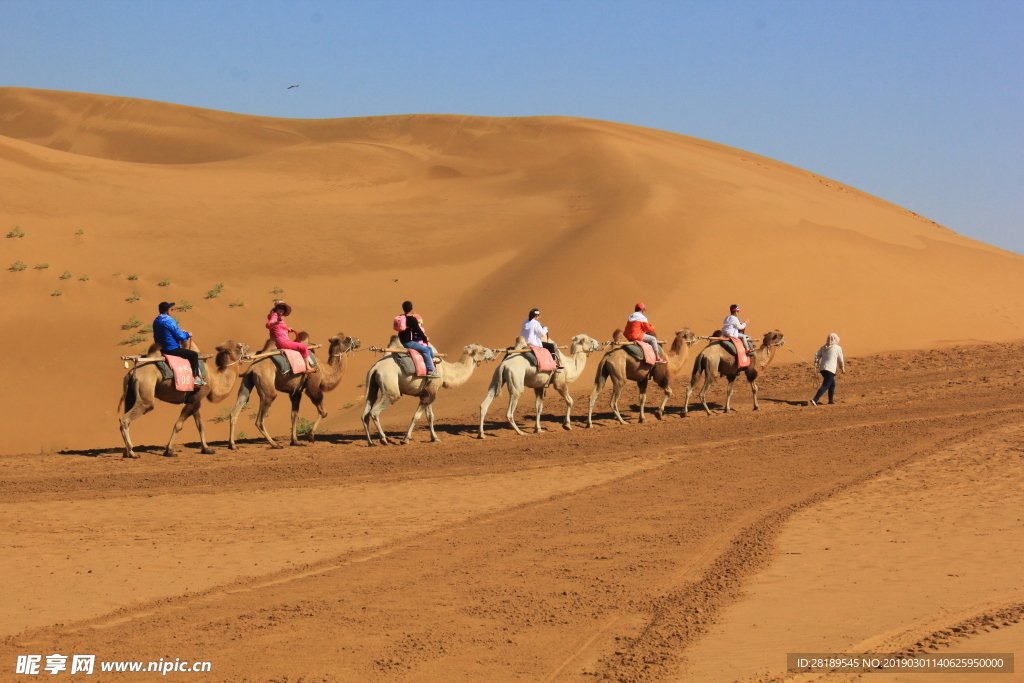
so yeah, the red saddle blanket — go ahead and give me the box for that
[635,340,658,365]
[730,337,751,368]
[530,345,557,372]
[407,348,428,377]
[282,349,310,374]
[163,354,195,392]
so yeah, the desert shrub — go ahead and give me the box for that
[158,278,170,287]
[140,324,153,333]
[34,263,49,270]
[211,408,232,424]
[79,275,89,282]
[9,261,26,272]
[205,283,224,299]
[126,290,141,303]
[237,431,247,440]
[119,333,147,346]
[59,270,72,280]
[75,229,84,236]
[295,417,319,435]
[271,286,284,295]
[127,274,139,281]
[229,299,244,308]
[121,315,142,330]
[177,300,193,312]
[51,289,62,297]
[6,226,24,238]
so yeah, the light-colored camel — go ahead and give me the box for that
[586,328,698,427]
[228,332,361,449]
[684,330,785,415]
[362,339,495,446]
[478,334,602,438]
[118,340,250,458]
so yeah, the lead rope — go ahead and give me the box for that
[785,346,822,390]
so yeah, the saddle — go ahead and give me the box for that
[154,355,207,390]
[392,348,429,377]
[267,350,318,375]
[712,336,751,368]
[621,340,658,365]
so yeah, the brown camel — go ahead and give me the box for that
[228,332,361,449]
[118,340,250,458]
[586,328,698,427]
[684,329,785,415]
[478,333,602,438]
[362,339,495,446]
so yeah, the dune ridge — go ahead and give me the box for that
[1,86,1023,455]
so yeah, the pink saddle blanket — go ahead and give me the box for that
[282,349,309,374]
[635,340,658,365]
[407,348,428,377]
[163,354,195,392]
[530,345,557,372]
[729,337,751,368]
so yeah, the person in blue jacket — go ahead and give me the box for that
[153,302,205,386]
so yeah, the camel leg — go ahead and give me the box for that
[119,402,153,459]
[478,366,505,439]
[288,390,304,446]
[164,398,200,457]
[426,403,439,443]
[656,378,672,420]
[724,377,736,413]
[228,373,254,450]
[587,366,608,428]
[699,373,716,416]
[533,387,545,434]
[303,382,327,443]
[556,382,574,430]
[637,378,648,424]
[610,378,627,424]
[252,380,281,448]
[404,401,428,444]
[750,377,760,410]
[506,386,528,436]
[368,393,395,446]
[192,407,214,455]
[683,379,696,417]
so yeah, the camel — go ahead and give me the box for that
[227,332,361,449]
[362,339,495,446]
[684,329,786,415]
[118,340,250,458]
[478,334,602,438]
[586,328,698,427]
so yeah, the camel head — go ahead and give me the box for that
[672,328,698,350]
[463,344,496,365]
[328,333,361,356]
[214,340,250,367]
[760,330,785,348]
[571,334,603,354]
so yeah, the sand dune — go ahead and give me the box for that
[2,86,1023,455]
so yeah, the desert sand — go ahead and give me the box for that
[1,89,1022,681]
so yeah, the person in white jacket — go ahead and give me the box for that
[520,308,562,369]
[810,333,845,405]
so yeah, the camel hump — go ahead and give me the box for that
[145,342,162,358]
[611,329,627,343]
[513,335,528,350]
[259,339,275,354]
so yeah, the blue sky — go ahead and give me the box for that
[2,0,1021,253]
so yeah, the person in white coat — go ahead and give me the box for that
[520,308,562,369]
[810,333,845,405]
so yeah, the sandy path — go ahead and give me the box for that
[678,424,1024,683]
[1,456,672,636]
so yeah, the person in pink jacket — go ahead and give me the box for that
[266,302,309,359]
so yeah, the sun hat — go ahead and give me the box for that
[275,302,293,316]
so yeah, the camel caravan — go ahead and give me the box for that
[117,300,787,458]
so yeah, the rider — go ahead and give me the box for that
[266,302,312,367]
[520,308,563,370]
[722,304,753,351]
[153,301,205,386]
[394,301,440,379]
[624,303,666,363]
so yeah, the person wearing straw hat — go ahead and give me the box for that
[810,333,845,406]
[266,302,311,361]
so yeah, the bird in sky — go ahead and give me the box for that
[287,85,299,89]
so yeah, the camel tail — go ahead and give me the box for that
[690,354,709,385]
[363,368,381,411]
[120,372,137,414]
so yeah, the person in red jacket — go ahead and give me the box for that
[623,303,666,363]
